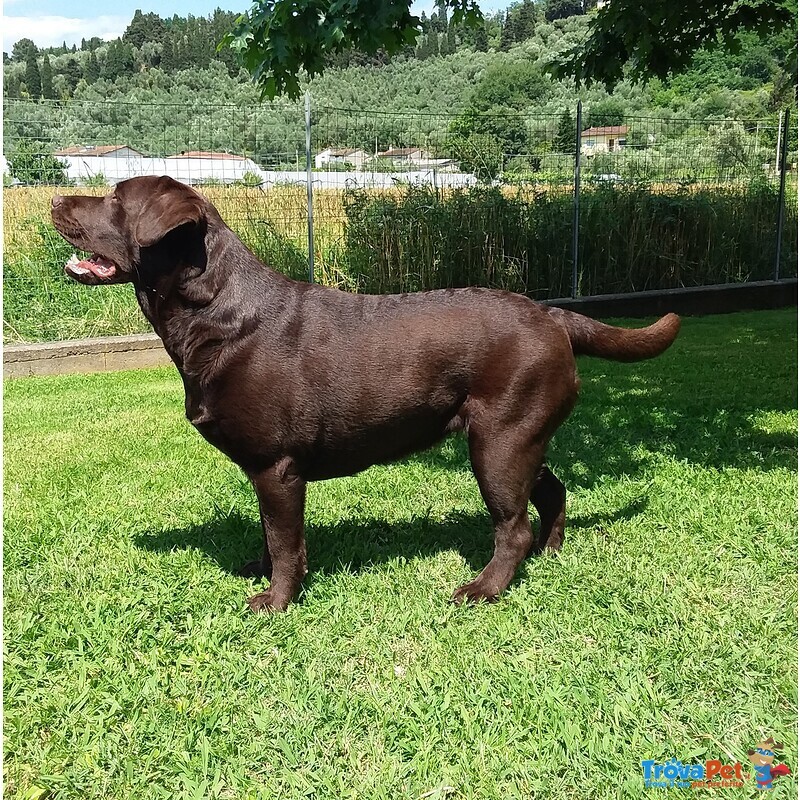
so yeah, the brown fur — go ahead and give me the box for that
[51,176,680,611]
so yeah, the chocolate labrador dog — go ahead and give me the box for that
[51,175,680,612]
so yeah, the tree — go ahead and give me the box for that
[415,32,438,60]
[499,13,514,51]
[61,58,83,94]
[431,3,448,33]
[470,61,550,112]
[551,0,795,87]
[25,52,41,98]
[555,108,575,153]
[84,51,100,83]
[474,24,488,52]
[123,9,166,47]
[12,38,37,62]
[544,0,583,22]
[448,131,504,180]
[583,98,626,129]
[160,38,175,72]
[446,21,456,53]
[102,39,136,80]
[221,0,482,99]
[450,102,531,160]
[4,71,21,98]
[515,0,539,40]
[40,54,55,99]
[8,140,68,184]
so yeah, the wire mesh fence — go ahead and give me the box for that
[3,96,797,342]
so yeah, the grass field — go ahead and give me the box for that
[3,309,798,799]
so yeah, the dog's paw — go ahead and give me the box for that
[239,559,271,579]
[540,535,563,553]
[246,589,290,613]
[450,579,500,606]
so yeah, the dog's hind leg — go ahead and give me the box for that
[451,427,545,605]
[531,465,566,552]
[244,460,307,612]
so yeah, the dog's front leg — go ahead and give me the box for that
[244,459,307,613]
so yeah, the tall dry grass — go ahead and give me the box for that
[4,180,797,342]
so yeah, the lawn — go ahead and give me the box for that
[3,308,797,799]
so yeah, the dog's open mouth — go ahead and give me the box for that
[65,252,119,282]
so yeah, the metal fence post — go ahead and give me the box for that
[305,90,315,284]
[572,100,582,299]
[774,107,790,282]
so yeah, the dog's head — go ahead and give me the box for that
[51,175,207,285]
[748,738,783,767]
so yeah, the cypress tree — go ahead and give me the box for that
[85,50,100,83]
[25,52,41,97]
[474,24,489,52]
[555,108,576,154]
[40,53,55,99]
[499,13,514,51]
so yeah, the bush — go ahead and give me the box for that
[342,181,797,297]
[8,140,69,185]
[82,172,109,187]
[343,184,572,296]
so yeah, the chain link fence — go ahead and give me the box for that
[3,96,797,342]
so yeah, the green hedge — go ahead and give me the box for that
[342,182,798,297]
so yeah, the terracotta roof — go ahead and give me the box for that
[377,147,425,157]
[581,125,629,137]
[324,147,366,156]
[54,145,141,156]
[166,151,248,160]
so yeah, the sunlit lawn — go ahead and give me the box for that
[3,309,797,799]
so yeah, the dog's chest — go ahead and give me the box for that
[182,380,280,470]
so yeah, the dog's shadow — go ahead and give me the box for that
[133,498,647,581]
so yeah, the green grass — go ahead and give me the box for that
[3,309,797,800]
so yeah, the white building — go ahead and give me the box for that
[580,125,629,154]
[314,148,370,170]
[56,148,265,185]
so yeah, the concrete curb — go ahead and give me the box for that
[3,279,797,378]
[3,333,171,378]
[543,278,797,318]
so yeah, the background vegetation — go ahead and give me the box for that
[4,178,796,343]
[2,0,797,343]
[3,1,797,160]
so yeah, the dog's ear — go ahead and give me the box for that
[135,177,206,248]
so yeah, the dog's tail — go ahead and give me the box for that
[549,307,681,362]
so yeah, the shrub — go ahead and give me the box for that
[8,140,69,185]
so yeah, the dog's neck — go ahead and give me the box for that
[134,218,281,380]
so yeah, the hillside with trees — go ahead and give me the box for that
[3,0,796,176]
[4,0,795,111]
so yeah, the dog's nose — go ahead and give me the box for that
[52,195,69,211]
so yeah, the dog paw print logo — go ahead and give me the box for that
[748,738,791,790]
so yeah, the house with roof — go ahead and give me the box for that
[163,151,264,184]
[580,125,629,154]
[54,144,144,158]
[315,147,370,170]
[54,146,267,186]
[166,151,246,161]
[376,146,434,166]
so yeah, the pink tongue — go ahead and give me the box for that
[72,257,117,279]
